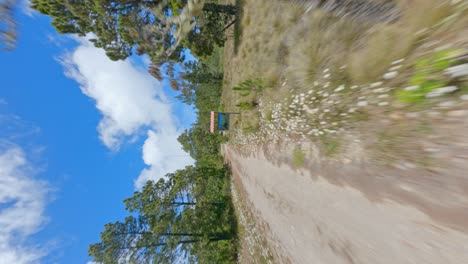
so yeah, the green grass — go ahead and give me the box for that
[236,101,256,110]
[396,49,459,104]
[319,135,340,157]
[293,147,305,167]
[232,79,265,93]
[397,79,448,104]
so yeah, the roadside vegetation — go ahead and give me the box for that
[222,0,468,169]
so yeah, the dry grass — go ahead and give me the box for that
[222,0,305,131]
[349,0,456,83]
[222,0,466,137]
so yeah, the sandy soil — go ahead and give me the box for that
[223,143,468,264]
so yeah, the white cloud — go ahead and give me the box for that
[0,144,49,264]
[136,130,193,189]
[61,38,194,188]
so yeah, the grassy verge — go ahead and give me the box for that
[221,0,467,163]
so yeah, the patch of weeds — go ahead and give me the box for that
[236,101,256,110]
[397,79,448,104]
[319,135,340,157]
[293,147,305,168]
[233,79,265,93]
[396,49,459,104]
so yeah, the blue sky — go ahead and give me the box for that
[0,4,195,264]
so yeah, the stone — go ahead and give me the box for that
[460,94,468,101]
[370,82,383,88]
[378,102,389,106]
[445,64,468,78]
[334,85,345,92]
[383,71,398,79]
[405,112,420,118]
[404,86,419,91]
[426,86,458,98]
[424,148,440,153]
[357,101,368,107]
[403,162,417,169]
[438,101,456,108]
[389,112,403,120]
[389,65,403,71]
[391,58,405,65]
[374,87,389,93]
[426,111,441,117]
[447,110,467,117]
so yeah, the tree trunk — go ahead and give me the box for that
[202,3,237,15]
[116,231,206,237]
[117,235,231,249]
[170,201,224,206]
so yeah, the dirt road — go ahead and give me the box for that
[223,143,468,264]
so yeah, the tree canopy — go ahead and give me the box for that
[89,166,236,263]
[31,0,236,62]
